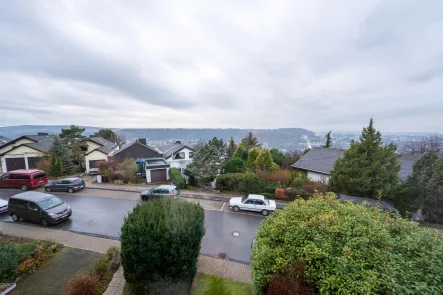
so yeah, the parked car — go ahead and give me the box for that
[140,185,181,201]
[229,194,276,216]
[44,178,85,193]
[8,191,72,226]
[88,168,100,175]
[0,169,48,191]
[0,199,8,214]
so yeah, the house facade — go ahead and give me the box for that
[0,133,54,172]
[84,136,119,173]
[156,141,195,173]
[111,139,195,183]
[292,147,345,183]
[292,147,420,183]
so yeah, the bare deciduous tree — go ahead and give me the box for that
[401,134,443,155]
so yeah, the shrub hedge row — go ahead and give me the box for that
[169,168,185,189]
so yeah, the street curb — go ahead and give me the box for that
[85,186,288,209]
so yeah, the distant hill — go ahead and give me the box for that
[0,125,319,152]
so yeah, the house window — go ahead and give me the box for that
[189,152,194,159]
[174,152,185,160]
[81,146,88,152]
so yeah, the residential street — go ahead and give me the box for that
[0,189,264,263]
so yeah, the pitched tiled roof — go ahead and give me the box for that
[157,143,194,159]
[25,136,55,153]
[88,137,117,154]
[146,158,170,168]
[292,147,345,174]
[292,147,420,181]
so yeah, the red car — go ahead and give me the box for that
[0,169,48,191]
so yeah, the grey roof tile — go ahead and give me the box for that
[292,147,420,181]
[156,143,194,159]
[88,137,117,154]
[292,147,345,174]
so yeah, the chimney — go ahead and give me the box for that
[175,140,182,144]
[38,132,49,136]
[137,138,147,146]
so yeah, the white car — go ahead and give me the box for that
[0,199,8,214]
[229,194,276,216]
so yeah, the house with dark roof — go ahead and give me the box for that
[84,136,119,173]
[0,133,55,172]
[156,140,195,173]
[292,147,420,183]
[111,139,195,183]
[112,138,170,183]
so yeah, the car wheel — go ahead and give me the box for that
[40,218,48,227]
[233,206,240,212]
[20,185,27,191]
[261,209,269,216]
[68,188,74,193]
[141,195,146,201]
[11,213,20,222]
[45,187,52,192]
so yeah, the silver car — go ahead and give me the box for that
[0,199,7,214]
[140,185,181,201]
[229,194,276,216]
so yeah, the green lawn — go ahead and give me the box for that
[191,274,251,295]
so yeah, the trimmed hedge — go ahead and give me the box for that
[169,168,185,189]
[216,173,262,196]
[252,193,443,295]
[121,198,205,288]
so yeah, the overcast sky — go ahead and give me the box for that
[1,1,442,132]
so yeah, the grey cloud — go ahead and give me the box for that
[0,3,191,109]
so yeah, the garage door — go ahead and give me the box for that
[6,158,26,171]
[89,160,105,169]
[150,169,167,183]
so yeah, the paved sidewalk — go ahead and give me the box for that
[0,222,251,294]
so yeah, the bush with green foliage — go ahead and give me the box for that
[0,243,37,283]
[169,168,185,189]
[223,157,245,174]
[251,193,443,295]
[216,173,262,195]
[121,198,205,290]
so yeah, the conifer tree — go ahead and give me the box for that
[330,118,400,198]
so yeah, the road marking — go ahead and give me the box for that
[220,202,226,211]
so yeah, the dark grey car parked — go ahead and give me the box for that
[45,178,85,193]
[140,185,181,201]
[8,191,72,226]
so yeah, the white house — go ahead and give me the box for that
[292,147,420,184]
[156,141,195,173]
[84,136,119,173]
[0,133,54,172]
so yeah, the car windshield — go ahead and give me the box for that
[241,196,248,202]
[38,197,63,210]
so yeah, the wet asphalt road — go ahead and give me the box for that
[0,190,264,263]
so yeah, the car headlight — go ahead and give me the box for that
[48,212,56,216]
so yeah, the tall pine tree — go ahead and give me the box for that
[50,136,74,175]
[60,125,87,171]
[241,132,260,148]
[329,118,400,199]
[226,137,237,160]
